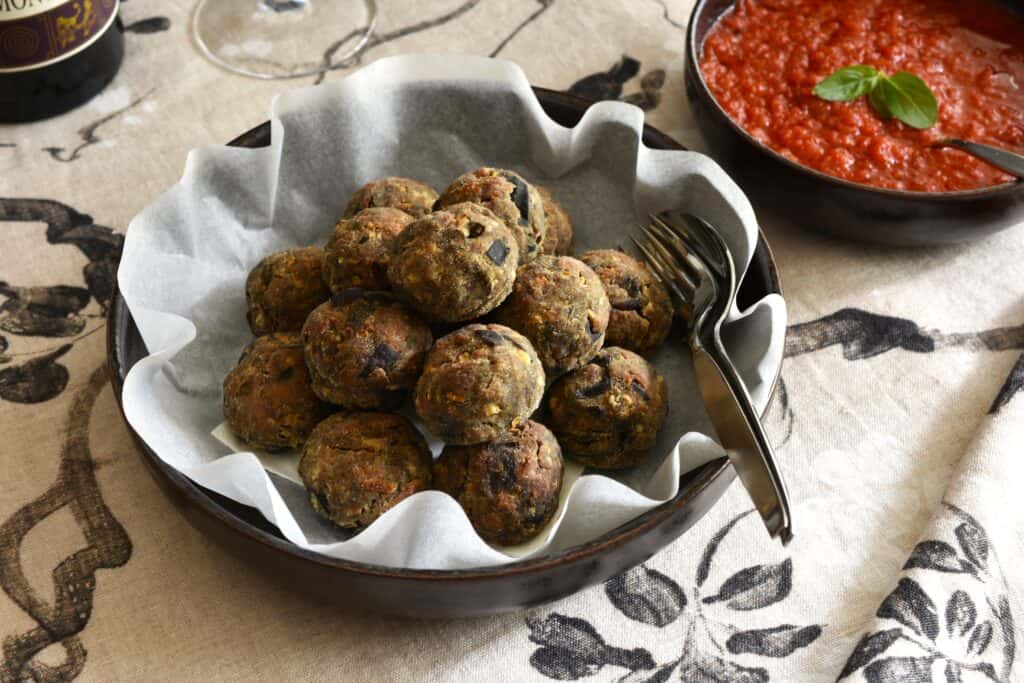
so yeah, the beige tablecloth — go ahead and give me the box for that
[2,1,1022,681]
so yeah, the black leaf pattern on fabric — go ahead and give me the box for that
[0,199,124,312]
[0,345,71,404]
[702,558,792,610]
[619,70,666,111]
[526,614,654,680]
[989,352,1024,414]
[695,510,752,587]
[968,621,994,656]
[677,652,768,683]
[863,656,935,682]
[876,578,940,641]
[123,16,171,33]
[995,596,1016,679]
[785,308,935,360]
[0,283,91,318]
[529,647,603,680]
[954,521,988,572]
[725,624,821,658]
[527,614,607,680]
[528,613,606,652]
[944,660,962,683]
[615,661,676,683]
[603,648,655,673]
[839,629,902,679]
[904,541,969,574]
[785,308,1024,361]
[605,565,686,627]
[945,591,976,637]
[568,56,641,101]
[0,300,86,337]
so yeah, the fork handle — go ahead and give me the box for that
[692,342,793,544]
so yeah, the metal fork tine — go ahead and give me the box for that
[632,237,692,304]
[646,214,709,280]
[638,225,701,293]
[660,212,730,277]
[640,223,703,290]
[647,211,729,278]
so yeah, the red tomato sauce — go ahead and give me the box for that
[700,0,1024,192]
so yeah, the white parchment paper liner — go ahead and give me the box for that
[118,55,786,570]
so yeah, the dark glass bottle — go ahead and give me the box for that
[0,1,124,123]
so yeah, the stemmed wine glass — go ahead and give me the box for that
[191,0,378,79]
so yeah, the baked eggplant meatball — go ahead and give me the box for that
[302,290,432,408]
[435,167,547,264]
[387,202,519,323]
[343,177,438,219]
[323,207,414,293]
[580,250,674,355]
[299,412,433,529]
[434,420,564,545]
[245,247,330,335]
[414,324,545,445]
[222,333,333,450]
[493,255,610,375]
[538,186,574,256]
[545,347,667,469]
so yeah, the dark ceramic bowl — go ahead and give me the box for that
[107,87,783,618]
[685,0,1024,246]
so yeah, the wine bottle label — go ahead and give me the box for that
[0,0,118,73]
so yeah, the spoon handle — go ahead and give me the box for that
[943,139,1024,179]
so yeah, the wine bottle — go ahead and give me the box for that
[0,0,124,123]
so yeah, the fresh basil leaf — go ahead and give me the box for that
[813,65,880,101]
[880,72,938,129]
[868,85,893,119]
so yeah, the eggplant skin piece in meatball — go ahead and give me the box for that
[323,207,414,293]
[387,202,519,323]
[222,333,333,451]
[435,420,564,546]
[414,324,545,445]
[545,346,668,470]
[493,255,611,376]
[343,177,439,220]
[580,249,674,356]
[302,290,433,409]
[537,186,574,256]
[435,167,547,264]
[299,412,433,529]
[245,247,330,335]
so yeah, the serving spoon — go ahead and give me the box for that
[935,139,1024,180]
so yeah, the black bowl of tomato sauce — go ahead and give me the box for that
[685,0,1024,245]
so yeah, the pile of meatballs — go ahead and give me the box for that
[223,168,676,546]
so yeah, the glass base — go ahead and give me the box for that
[192,0,376,79]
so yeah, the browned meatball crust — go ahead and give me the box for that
[538,186,574,256]
[299,412,433,529]
[302,291,432,408]
[323,207,414,293]
[387,202,519,323]
[435,167,547,264]
[245,247,330,335]
[545,347,667,469]
[435,421,564,545]
[222,333,333,450]
[414,324,545,445]
[580,250,674,355]
[343,177,438,219]
[493,255,610,375]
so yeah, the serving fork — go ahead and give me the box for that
[634,212,793,544]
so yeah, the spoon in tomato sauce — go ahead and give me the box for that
[934,139,1024,181]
